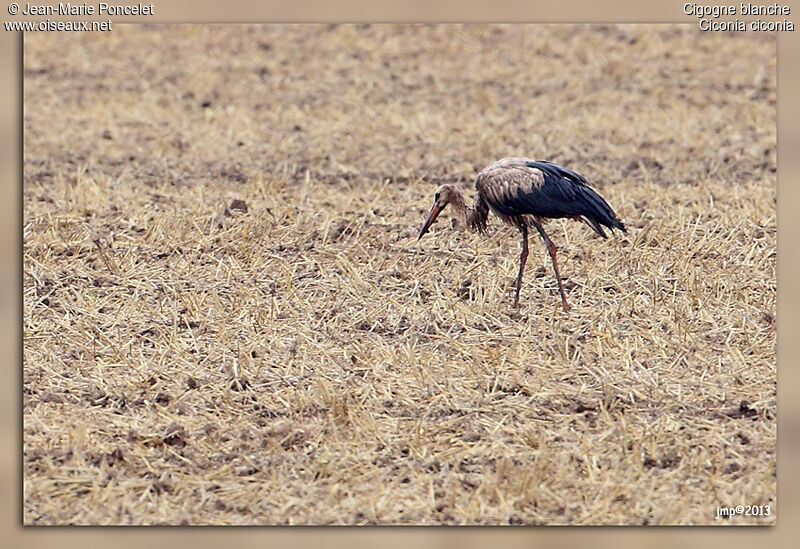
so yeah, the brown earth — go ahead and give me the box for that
[23,24,776,525]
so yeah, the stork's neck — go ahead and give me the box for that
[449,188,488,234]
[447,188,469,216]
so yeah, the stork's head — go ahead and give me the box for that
[418,184,458,240]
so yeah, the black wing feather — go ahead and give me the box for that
[497,161,626,234]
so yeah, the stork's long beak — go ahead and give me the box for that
[418,202,442,240]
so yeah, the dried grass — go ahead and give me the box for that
[23,24,775,525]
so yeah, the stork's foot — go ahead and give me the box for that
[558,280,573,311]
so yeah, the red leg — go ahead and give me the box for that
[532,222,571,312]
[514,226,529,308]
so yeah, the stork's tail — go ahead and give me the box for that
[577,186,626,238]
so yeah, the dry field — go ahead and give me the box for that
[23,24,776,525]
